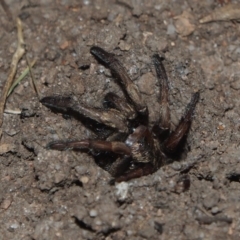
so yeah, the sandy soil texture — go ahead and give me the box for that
[0,0,240,239]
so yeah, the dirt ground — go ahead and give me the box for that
[0,0,240,239]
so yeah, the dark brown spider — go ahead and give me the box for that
[41,46,199,182]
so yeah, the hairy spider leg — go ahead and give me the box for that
[108,157,133,178]
[103,92,136,120]
[164,92,200,153]
[40,96,128,133]
[48,138,134,180]
[152,54,170,131]
[90,46,147,115]
[47,139,131,155]
[115,163,156,182]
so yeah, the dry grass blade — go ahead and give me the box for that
[26,56,39,99]
[0,18,25,138]
[7,59,36,97]
[199,3,240,23]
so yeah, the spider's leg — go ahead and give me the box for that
[164,92,199,153]
[48,138,134,178]
[152,54,170,131]
[47,139,131,155]
[90,46,147,115]
[115,163,155,182]
[103,92,136,120]
[40,96,128,133]
[108,157,132,178]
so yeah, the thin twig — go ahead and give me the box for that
[0,18,25,138]
[26,56,39,99]
[196,216,233,224]
[4,109,21,115]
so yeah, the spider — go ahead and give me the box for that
[41,46,199,182]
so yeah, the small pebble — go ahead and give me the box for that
[211,206,220,214]
[89,209,98,217]
[139,225,156,238]
[171,162,182,171]
[167,24,176,35]
[203,192,219,209]
[80,176,89,184]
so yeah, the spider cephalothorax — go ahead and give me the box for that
[41,46,199,182]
